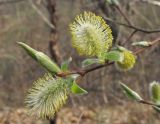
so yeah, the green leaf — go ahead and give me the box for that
[150,81,160,105]
[105,51,124,62]
[120,82,143,101]
[61,57,72,71]
[82,58,99,68]
[18,42,61,74]
[65,73,81,88]
[132,41,152,47]
[66,74,81,89]
[71,81,88,95]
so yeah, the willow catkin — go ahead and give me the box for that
[70,11,113,61]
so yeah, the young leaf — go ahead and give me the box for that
[61,57,72,71]
[18,42,61,74]
[132,41,152,47]
[120,82,143,101]
[150,81,160,105]
[82,58,99,68]
[71,81,88,95]
[116,45,128,52]
[65,74,81,88]
[71,74,80,79]
[65,71,86,95]
[105,51,124,62]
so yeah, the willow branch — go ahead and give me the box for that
[114,5,132,25]
[103,17,160,33]
[134,37,160,54]
[122,29,138,45]
[29,0,55,30]
[57,37,160,77]
[139,100,157,106]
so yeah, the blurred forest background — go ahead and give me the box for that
[0,0,160,124]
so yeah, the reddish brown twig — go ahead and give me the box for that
[57,62,114,77]
[122,29,138,45]
[134,37,160,54]
[57,37,160,77]
[139,100,157,106]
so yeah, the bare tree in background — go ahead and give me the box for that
[47,0,61,65]
[47,0,60,123]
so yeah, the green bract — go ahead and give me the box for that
[18,42,61,75]
[70,11,113,61]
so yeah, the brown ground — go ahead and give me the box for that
[0,104,160,124]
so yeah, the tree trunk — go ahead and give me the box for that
[47,0,61,64]
[47,0,61,124]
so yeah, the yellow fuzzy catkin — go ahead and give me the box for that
[25,73,68,119]
[116,50,136,71]
[70,11,113,61]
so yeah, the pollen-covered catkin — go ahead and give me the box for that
[116,50,136,71]
[25,73,68,119]
[70,11,113,61]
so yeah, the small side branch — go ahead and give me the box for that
[57,37,160,77]
[114,5,132,26]
[134,37,160,54]
[29,0,55,30]
[104,17,160,34]
[121,29,138,45]
[139,100,157,106]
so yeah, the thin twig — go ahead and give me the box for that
[122,29,138,45]
[29,0,55,30]
[83,61,114,76]
[139,100,157,106]
[57,37,160,77]
[114,5,132,25]
[57,62,114,77]
[103,17,160,34]
[134,37,160,54]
